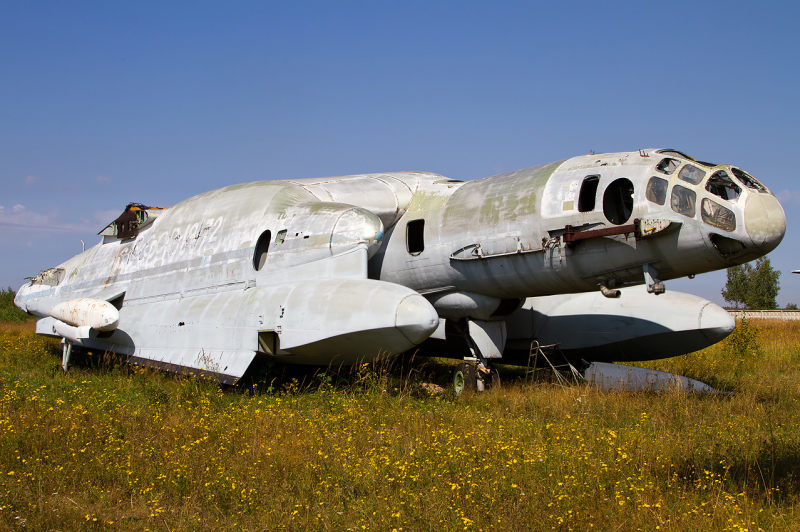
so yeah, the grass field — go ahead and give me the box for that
[1,319,800,531]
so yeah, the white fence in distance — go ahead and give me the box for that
[727,309,800,320]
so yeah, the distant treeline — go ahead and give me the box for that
[0,287,31,322]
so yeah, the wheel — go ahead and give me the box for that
[453,362,476,396]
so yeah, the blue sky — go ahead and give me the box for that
[2,0,799,306]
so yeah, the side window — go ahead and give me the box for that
[706,171,741,201]
[252,230,272,271]
[731,167,767,192]
[670,185,696,217]
[578,175,600,212]
[275,229,287,245]
[678,164,705,185]
[645,176,668,206]
[656,158,680,175]
[406,219,425,255]
[602,178,634,225]
[701,198,736,232]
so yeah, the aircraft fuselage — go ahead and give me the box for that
[14,149,784,380]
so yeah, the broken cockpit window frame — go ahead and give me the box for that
[25,267,65,286]
[701,198,736,232]
[670,185,696,218]
[98,203,164,240]
[677,164,706,185]
[694,160,717,168]
[731,167,767,192]
[655,158,680,175]
[654,149,718,168]
[645,176,668,206]
[706,171,741,201]
[709,233,745,256]
[655,149,694,160]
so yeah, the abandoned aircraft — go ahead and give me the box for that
[13,149,785,389]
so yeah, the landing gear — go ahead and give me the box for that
[453,362,500,396]
[448,318,505,396]
[61,340,73,372]
[485,367,501,389]
[453,362,476,395]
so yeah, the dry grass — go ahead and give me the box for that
[1,320,799,530]
[0,321,35,334]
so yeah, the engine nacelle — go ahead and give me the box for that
[50,298,120,331]
[504,286,735,362]
[258,278,440,365]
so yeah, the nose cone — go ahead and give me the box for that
[699,301,735,343]
[745,193,786,253]
[13,285,28,313]
[395,294,440,345]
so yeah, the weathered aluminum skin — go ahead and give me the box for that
[14,149,785,379]
[15,179,438,381]
[371,151,784,298]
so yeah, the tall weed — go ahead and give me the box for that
[0,288,29,323]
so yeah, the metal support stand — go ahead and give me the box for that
[526,340,583,387]
[643,263,666,294]
[62,340,73,372]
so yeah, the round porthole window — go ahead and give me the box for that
[252,230,272,271]
[603,178,634,225]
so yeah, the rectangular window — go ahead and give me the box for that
[578,176,600,212]
[706,171,741,201]
[701,198,736,232]
[646,176,668,205]
[258,332,278,354]
[678,164,705,185]
[406,219,425,255]
[670,185,696,218]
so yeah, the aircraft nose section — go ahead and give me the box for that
[745,193,786,253]
[699,301,735,343]
[395,294,440,345]
[13,285,28,313]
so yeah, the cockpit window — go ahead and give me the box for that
[701,198,736,232]
[670,185,696,218]
[656,158,680,175]
[678,164,705,185]
[705,171,741,201]
[646,176,668,205]
[731,167,767,192]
